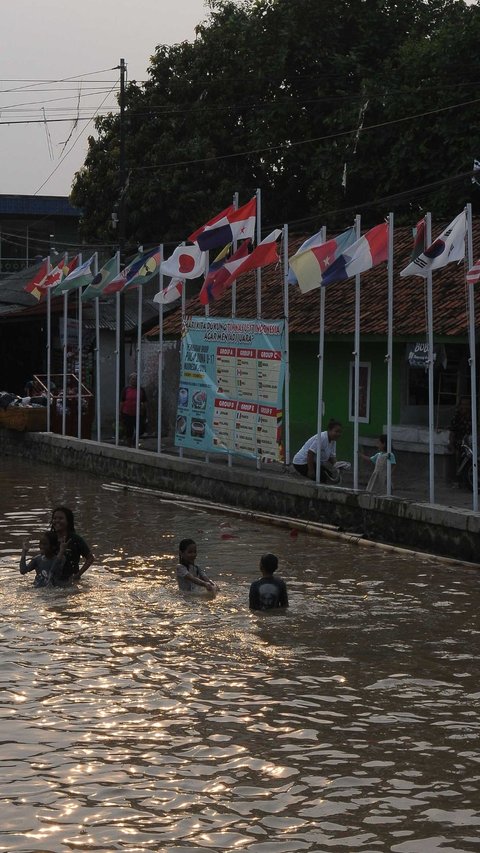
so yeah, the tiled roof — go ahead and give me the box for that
[154,222,480,339]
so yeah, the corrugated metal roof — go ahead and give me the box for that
[152,222,480,340]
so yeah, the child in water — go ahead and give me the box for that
[20,531,67,587]
[249,553,289,611]
[177,539,217,594]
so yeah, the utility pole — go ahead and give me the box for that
[118,57,127,393]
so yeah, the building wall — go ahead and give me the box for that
[289,337,402,461]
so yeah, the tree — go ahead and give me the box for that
[70,0,480,247]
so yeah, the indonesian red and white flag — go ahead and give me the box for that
[153,278,184,305]
[220,229,282,290]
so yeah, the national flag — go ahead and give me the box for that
[122,247,161,290]
[153,278,184,305]
[319,222,389,287]
[400,211,466,278]
[160,244,207,279]
[220,229,282,291]
[199,242,249,305]
[289,226,356,293]
[287,228,325,285]
[53,255,95,294]
[39,254,68,292]
[188,204,234,244]
[467,259,480,285]
[192,197,257,252]
[81,255,119,301]
[24,259,49,300]
[411,217,426,260]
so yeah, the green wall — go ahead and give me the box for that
[289,337,402,462]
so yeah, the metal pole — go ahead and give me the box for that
[426,212,435,504]
[386,213,394,495]
[316,226,327,484]
[62,289,68,436]
[353,214,361,491]
[95,296,101,442]
[157,245,164,455]
[231,191,239,318]
[135,285,143,449]
[255,187,262,318]
[179,270,186,459]
[282,223,291,465]
[46,257,52,433]
[118,57,127,397]
[115,253,121,446]
[466,203,478,509]
[76,253,84,439]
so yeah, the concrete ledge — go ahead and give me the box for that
[2,429,479,564]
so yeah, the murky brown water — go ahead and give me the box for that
[1,457,480,852]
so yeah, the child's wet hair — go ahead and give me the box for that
[41,530,59,553]
[261,553,278,574]
[179,538,196,555]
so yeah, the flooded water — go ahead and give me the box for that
[1,457,480,853]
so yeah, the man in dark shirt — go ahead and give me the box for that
[249,553,289,611]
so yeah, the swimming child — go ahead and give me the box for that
[177,539,217,594]
[249,553,289,611]
[360,434,396,494]
[50,506,94,582]
[20,531,67,588]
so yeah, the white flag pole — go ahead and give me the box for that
[231,191,239,318]
[316,226,327,485]
[62,258,68,437]
[46,257,52,433]
[353,214,362,491]
[135,283,143,449]
[115,252,121,446]
[386,214,394,496]
[466,203,478,508]
[77,252,85,439]
[426,212,435,504]
[157,245,164,455]
[255,187,262,470]
[179,253,186,460]
[283,223,291,466]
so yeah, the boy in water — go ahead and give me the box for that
[249,553,289,611]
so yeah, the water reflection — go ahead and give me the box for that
[0,457,479,851]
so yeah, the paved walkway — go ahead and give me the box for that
[128,435,478,513]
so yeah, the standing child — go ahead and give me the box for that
[249,553,289,611]
[177,539,217,594]
[50,506,94,583]
[360,434,396,494]
[20,531,66,587]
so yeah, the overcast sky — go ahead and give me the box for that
[0,0,209,198]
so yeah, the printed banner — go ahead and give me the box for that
[175,316,285,460]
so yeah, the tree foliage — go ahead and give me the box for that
[70,0,480,247]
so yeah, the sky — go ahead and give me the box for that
[0,0,210,198]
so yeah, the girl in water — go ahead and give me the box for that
[50,506,94,583]
[177,539,217,594]
[20,531,67,587]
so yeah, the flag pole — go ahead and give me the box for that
[283,223,291,466]
[426,212,435,504]
[135,284,143,449]
[231,191,239,318]
[353,214,361,491]
[157,245,164,455]
[255,187,262,470]
[77,252,85,439]
[466,203,478,508]
[115,251,121,446]
[386,213,394,496]
[316,226,327,485]
[46,257,52,433]
[62,269,68,437]
[179,257,186,460]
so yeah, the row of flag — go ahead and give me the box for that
[22,199,480,307]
